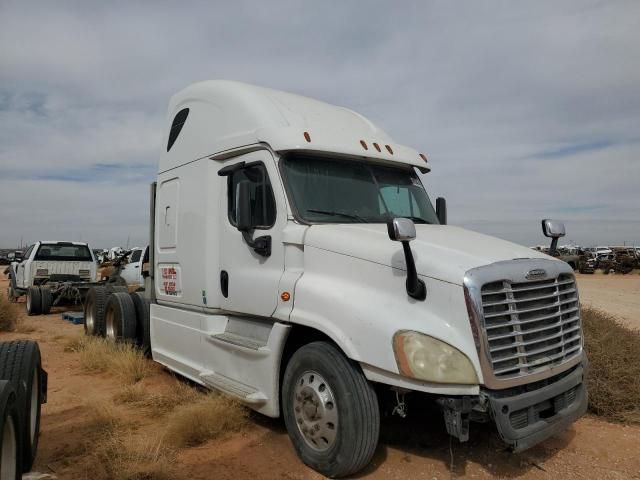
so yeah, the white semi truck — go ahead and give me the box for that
[95,81,587,477]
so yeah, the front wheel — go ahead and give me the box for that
[282,341,380,478]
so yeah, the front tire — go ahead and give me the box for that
[282,341,380,478]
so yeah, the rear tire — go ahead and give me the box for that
[282,341,380,478]
[40,287,52,315]
[26,287,41,316]
[84,287,108,336]
[130,292,151,356]
[0,381,22,480]
[0,341,43,473]
[104,293,137,342]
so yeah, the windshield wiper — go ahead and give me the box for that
[307,209,369,223]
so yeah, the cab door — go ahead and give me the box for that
[218,151,286,317]
[15,244,34,288]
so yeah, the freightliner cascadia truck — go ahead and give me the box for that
[137,81,586,477]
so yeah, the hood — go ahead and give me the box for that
[303,224,554,286]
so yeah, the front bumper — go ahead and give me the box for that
[485,361,587,452]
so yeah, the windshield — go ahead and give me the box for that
[281,154,439,224]
[35,243,93,261]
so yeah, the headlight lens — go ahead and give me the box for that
[393,331,478,384]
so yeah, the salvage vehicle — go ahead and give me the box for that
[89,81,588,477]
[119,246,148,290]
[7,241,98,315]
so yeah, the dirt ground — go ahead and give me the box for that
[575,272,640,330]
[1,276,640,479]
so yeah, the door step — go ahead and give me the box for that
[208,332,268,351]
[200,372,268,404]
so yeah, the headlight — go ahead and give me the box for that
[393,331,478,384]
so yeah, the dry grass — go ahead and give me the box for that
[86,400,123,436]
[90,429,175,480]
[583,306,640,423]
[164,393,248,447]
[0,294,18,331]
[114,380,205,417]
[67,336,156,384]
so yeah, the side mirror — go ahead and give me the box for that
[541,219,565,238]
[541,219,565,257]
[436,197,447,225]
[387,217,425,301]
[235,180,253,232]
[387,217,416,242]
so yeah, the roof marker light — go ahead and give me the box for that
[373,143,381,152]
[419,153,428,162]
[304,132,311,142]
[360,140,368,150]
[385,145,394,154]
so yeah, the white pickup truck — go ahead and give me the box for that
[8,241,98,315]
[89,81,587,477]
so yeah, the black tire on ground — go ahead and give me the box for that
[0,380,22,480]
[282,341,380,478]
[104,292,137,342]
[39,287,52,315]
[84,287,109,337]
[130,292,151,356]
[26,287,41,316]
[0,341,43,473]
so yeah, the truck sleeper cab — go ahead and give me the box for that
[148,81,587,478]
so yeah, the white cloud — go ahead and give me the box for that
[0,0,638,248]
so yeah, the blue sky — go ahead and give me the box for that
[1,0,639,248]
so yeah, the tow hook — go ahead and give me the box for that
[437,397,472,442]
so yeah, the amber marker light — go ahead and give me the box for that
[419,153,428,162]
[373,142,381,152]
[281,291,291,302]
[385,145,394,154]
[360,140,368,150]
[303,131,311,142]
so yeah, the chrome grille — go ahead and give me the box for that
[480,273,581,378]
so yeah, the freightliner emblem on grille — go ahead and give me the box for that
[525,268,547,280]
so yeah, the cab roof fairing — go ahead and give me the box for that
[159,80,431,174]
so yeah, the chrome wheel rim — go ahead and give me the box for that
[105,307,119,340]
[85,297,95,334]
[293,371,338,451]
[1,414,17,480]
[30,371,38,444]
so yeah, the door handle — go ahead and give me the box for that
[220,270,229,298]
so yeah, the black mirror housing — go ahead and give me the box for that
[436,197,447,225]
[235,180,253,232]
[541,219,565,238]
